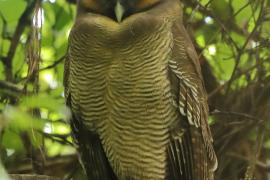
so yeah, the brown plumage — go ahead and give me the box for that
[64,0,218,179]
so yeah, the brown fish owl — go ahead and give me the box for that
[64,0,218,179]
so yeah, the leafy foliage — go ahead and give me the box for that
[0,0,269,179]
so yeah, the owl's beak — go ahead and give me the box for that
[115,1,125,22]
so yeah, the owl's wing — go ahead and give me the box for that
[167,21,217,179]
[64,54,117,180]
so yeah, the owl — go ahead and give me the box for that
[64,0,218,179]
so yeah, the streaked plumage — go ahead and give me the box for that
[64,0,217,179]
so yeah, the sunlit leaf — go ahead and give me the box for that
[20,94,64,112]
[3,106,45,131]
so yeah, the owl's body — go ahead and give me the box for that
[65,0,217,179]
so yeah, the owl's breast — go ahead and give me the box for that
[69,19,178,179]
[69,18,175,123]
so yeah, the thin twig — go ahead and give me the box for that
[211,110,265,125]
[40,56,65,71]
[225,0,266,96]
[208,61,266,98]
[41,131,73,146]
[228,153,270,172]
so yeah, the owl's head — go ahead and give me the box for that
[78,0,167,22]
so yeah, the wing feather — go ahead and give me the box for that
[167,20,217,179]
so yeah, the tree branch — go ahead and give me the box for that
[1,1,36,82]
[0,80,24,96]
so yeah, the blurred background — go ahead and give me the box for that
[0,0,269,179]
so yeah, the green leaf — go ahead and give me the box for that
[2,129,24,152]
[0,0,26,22]
[3,106,45,131]
[20,93,64,112]
[45,139,75,157]
[210,0,232,20]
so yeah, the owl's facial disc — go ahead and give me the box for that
[80,0,161,22]
[114,0,161,22]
